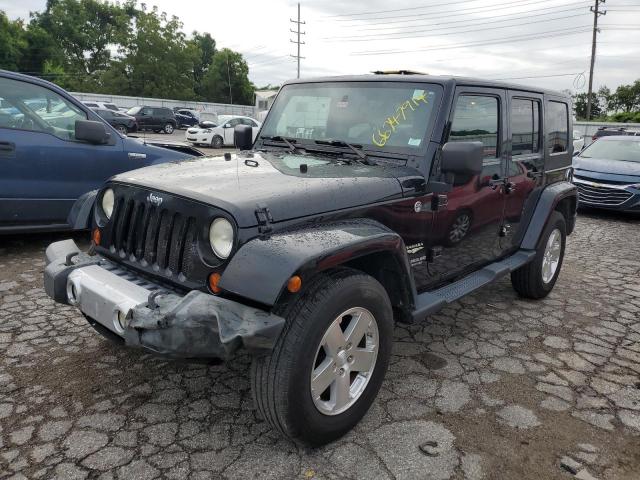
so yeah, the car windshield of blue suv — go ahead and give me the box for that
[581,139,640,163]
[259,82,442,152]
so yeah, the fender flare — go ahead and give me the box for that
[67,190,97,230]
[218,219,415,307]
[520,181,577,250]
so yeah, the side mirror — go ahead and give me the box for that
[234,124,253,150]
[223,123,231,128]
[75,120,110,144]
[441,141,483,176]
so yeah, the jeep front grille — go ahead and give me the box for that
[107,197,198,279]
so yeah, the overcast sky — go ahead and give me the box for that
[3,0,640,92]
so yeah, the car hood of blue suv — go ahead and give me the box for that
[573,156,640,183]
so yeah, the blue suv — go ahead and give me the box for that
[0,70,203,234]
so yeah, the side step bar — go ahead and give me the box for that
[411,249,536,321]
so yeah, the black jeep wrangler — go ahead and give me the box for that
[44,74,577,446]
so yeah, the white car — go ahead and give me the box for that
[185,115,261,148]
[573,130,585,153]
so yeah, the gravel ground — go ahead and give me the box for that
[1,209,639,480]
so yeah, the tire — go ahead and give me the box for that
[211,135,223,148]
[511,211,566,299]
[163,123,174,134]
[251,269,393,447]
[445,210,472,246]
[115,124,128,135]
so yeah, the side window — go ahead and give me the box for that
[84,103,98,108]
[242,118,258,127]
[449,95,499,159]
[141,107,153,116]
[546,101,569,154]
[0,76,86,140]
[104,104,119,111]
[511,98,541,156]
[228,118,242,127]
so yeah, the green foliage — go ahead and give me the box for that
[0,2,256,105]
[573,81,640,122]
[201,49,255,105]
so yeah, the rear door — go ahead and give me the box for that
[499,92,545,252]
[0,75,125,229]
[223,118,242,145]
[426,87,508,285]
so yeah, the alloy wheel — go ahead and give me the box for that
[541,228,562,283]
[310,307,379,416]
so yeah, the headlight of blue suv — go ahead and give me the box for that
[209,217,234,259]
[102,188,114,219]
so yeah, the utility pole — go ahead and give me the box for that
[586,0,606,120]
[290,3,305,78]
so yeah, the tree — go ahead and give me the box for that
[0,12,27,72]
[201,48,255,105]
[103,5,199,99]
[597,86,615,115]
[30,0,133,90]
[191,31,216,98]
[573,92,602,120]
[614,80,640,113]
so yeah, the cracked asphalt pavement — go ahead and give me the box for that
[1,210,639,479]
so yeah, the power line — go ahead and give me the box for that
[320,0,491,18]
[351,2,590,31]
[329,0,585,23]
[324,12,588,42]
[290,3,305,79]
[351,26,594,56]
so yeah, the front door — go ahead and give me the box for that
[420,88,508,288]
[0,76,125,228]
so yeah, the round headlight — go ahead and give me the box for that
[102,188,114,219]
[209,217,234,259]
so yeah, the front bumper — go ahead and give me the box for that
[44,240,285,359]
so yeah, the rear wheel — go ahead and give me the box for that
[115,124,128,135]
[511,211,566,299]
[251,269,393,446]
[163,123,174,134]
[211,135,223,148]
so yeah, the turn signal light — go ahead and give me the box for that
[92,228,101,246]
[208,272,222,294]
[287,275,302,293]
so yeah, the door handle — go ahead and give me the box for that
[0,141,15,156]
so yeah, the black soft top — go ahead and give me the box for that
[283,74,570,99]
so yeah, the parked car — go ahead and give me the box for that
[126,106,177,134]
[573,130,585,153]
[82,101,120,112]
[91,108,138,135]
[0,70,203,234]
[573,135,640,212]
[185,115,260,147]
[174,109,199,129]
[591,126,640,141]
[44,74,576,446]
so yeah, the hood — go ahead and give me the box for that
[110,151,421,227]
[574,156,640,182]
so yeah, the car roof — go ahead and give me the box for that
[598,135,640,141]
[282,74,569,98]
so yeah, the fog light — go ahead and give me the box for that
[114,309,129,333]
[67,281,79,305]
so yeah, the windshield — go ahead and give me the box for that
[126,106,141,115]
[581,139,640,163]
[260,81,442,152]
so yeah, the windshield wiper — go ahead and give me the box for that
[260,135,301,153]
[314,139,375,165]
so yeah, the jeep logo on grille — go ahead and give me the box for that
[147,193,163,206]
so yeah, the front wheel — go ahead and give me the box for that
[251,269,393,446]
[511,211,566,299]
[115,124,128,135]
[211,135,223,148]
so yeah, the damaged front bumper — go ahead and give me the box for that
[43,240,285,359]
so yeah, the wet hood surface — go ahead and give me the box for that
[110,150,420,227]
[574,156,640,181]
